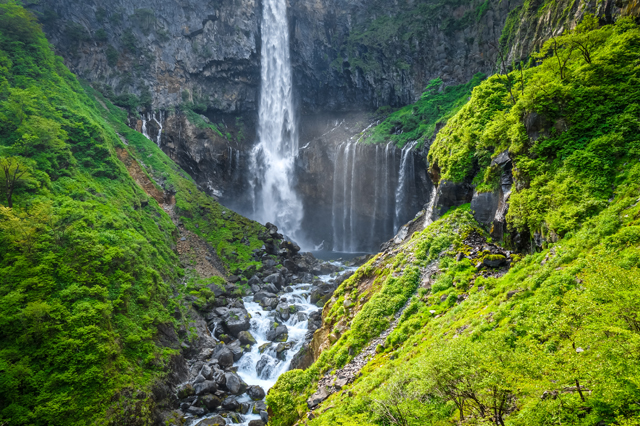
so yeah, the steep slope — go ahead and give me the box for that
[0,3,265,424]
[268,16,640,426]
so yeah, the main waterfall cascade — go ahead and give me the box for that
[247,0,303,241]
[331,141,422,253]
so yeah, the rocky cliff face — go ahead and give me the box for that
[32,0,524,113]
[30,0,260,112]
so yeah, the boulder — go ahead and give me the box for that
[275,302,291,322]
[260,297,279,311]
[266,324,288,342]
[198,394,222,411]
[307,386,330,409]
[470,190,501,227]
[248,275,262,286]
[227,340,245,361]
[252,400,268,414]
[260,410,269,423]
[223,308,251,337]
[263,273,285,289]
[483,254,507,268]
[310,283,336,305]
[275,342,291,360]
[194,380,217,395]
[238,330,257,346]
[177,383,195,399]
[258,342,272,353]
[187,405,206,416]
[214,346,235,368]
[221,396,240,410]
[261,283,280,294]
[289,345,314,370]
[212,369,226,386]
[200,364,212,380]
[224,372,248,395]
[249,421,266,426]
[254,291,277,303]
[196,415,226,426]
[308,310,322,331]
[247,385,266,401]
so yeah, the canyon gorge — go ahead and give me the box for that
[2,0,640,425]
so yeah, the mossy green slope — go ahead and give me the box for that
[0,3,262,424]
[269,17,640,426]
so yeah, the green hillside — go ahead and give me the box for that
[0,2,263,424]
[269,16,640,426]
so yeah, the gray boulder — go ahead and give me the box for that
[260,297,279,311]
[275,302,291,321]
[310,283,336,305]
[238,330,257,346]
[214,346,234,368]
[266,324,288,342]
[194,380,217,395]
[247,385,266,401]
[227,340,245,361]
[225,372,249,395]
[254,290,277,303]
[263,273,285,289]
[307,386,330,408]
[198,394,222,411]
[223,308,251,337]
[196,415,226,426]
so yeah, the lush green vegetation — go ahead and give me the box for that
[361,74,485,148]
[429,16,640,237]
[0,3,262,424]
[267,208,480,424]
[270,16,640,426]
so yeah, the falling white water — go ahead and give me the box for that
[248,0,302,240]
[423,185,438,229]
[332,143,346,251]
[141,115,150,140]
[152,112,163,146]
[341,143,353,251]
[394,141,418,233]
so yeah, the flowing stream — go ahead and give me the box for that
[192,264,354,425]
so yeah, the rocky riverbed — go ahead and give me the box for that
[165,223,356,426]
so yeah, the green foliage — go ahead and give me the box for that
[428,17,640,238]
[105,45,118,67]
[298,178,640,426]
[0,4,264,424]
[121,29,136,53]
[361,74,485,148]
[94,28,107,43]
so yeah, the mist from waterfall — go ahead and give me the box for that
[248,0,303,241]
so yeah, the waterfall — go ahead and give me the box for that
[395,141,418,233]
[384,142,394,238]
[152,112,163,146]
[248,0,302,240]
[329,140,425,252]
[349,143,358,252]
[141,114,150,140]
[423,185,438,229]
[370,144,380,245]
[332,143,346,252]
[341,143,353,251]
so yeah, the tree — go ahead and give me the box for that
[0,156,31,207]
